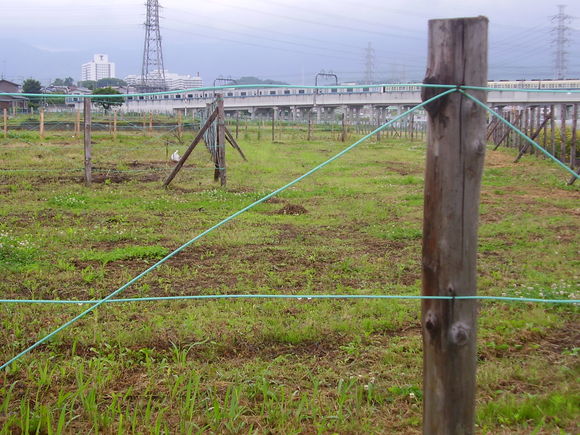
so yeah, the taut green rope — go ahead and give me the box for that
[0,88,456,372]
[460,90,579,179]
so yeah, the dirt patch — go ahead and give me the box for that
[275,204,308,215]
[90,172,131,184]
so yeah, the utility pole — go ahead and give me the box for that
[364,42,376,84]
[141,0,166,91]
[551,5,572,80]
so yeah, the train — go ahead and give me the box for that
[123,79,580,103]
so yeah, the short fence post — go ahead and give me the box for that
[75,109,81,138]
[39,108,45,139]
[271,107,276,142]
[307,111,312,141]
[560,104,567,162]
[217,94,226,186]
[83,98,92,186]
[3,108,7,139]
[113,111,118,140]
[421,16,488,435]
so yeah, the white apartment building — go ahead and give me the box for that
[81,54,116,81]
[124,71,203,90]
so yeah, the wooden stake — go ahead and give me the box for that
[75,110,81,138]
[224,126,247,161]
[83,99,92,186]
[421,16,487,435]
[514,113,552,162]
[235,111,239,139]
[216,94,226,186]
[567,104,578,185]
[560,105,567,162]
[177,111,183,139]
[39,108,45,139]
[113,111,118,140]
[163,108,218,187]
[271,107,276,142]
[149,112,153,135]
[341,113,347,142]
[550,104,556,156]
[3,108,7,139]
[307,111,312,141]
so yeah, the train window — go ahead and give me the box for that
[227,92,233,97]
[298,89,305,94]
[347,88,353,93]
[331,88,337,93]
[362,87,369,92]
[175,95,181,99]
[187,94,193,98]
[284,90,290,95]
[270,90,276,95]
[139,96,144,100]
[164,95,169,99]
[127,96,133,100]
[241,91,247,96]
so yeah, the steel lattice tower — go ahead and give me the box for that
[551,5,572,80]
[364,42,375,84]
[141,0,166,90]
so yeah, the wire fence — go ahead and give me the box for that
[0,85,578,371]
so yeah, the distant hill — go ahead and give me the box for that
[235,76,289,85]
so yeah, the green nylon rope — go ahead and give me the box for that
[460,90,579,179]
[0,294,577,305]
[0,88,456,372]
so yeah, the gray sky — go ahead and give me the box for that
[0,0,578,85]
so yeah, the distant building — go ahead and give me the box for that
[124,70,203,90]
[0,79,28,111]
[81,54,116,81]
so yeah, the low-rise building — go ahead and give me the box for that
[0,79,28,111]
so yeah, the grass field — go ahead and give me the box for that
[0,124,578,434]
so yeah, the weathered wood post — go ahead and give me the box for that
[177,111,183,139]
[216,94,226,186]
[235,111,240,139]
[568,104,578,185]
[74,109,81,138]
[560,104,567,162]
[271,107,276,142]
[3,108,7,139]
[39,108,45,139]
[83,98,92,186]
[113,111,118,140]
[421,16,488,435]
[307,110,312,141]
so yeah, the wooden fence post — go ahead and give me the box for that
[75,110,81,138]
[3,108,7,139]
[113,111,118,140]
[83,99,92,186]
[235,111,240,139]
[421,16,488,435]
[271,107,276,142]
[39,108,45,139]
[560,104,567,162]
[216,94,226,186]
[568,104,578,185]
[307,110,312,141]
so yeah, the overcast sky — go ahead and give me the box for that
[0,0,578,85]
